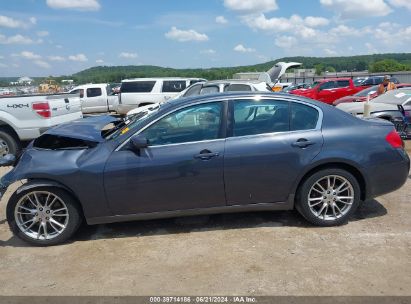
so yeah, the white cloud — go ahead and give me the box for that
[324,48,338,55]
[48,55,65,61]
[304,16,330,27]
[0,34,36,44]
[365,42,378,53]
[201,49,216,55]
[68,53,88,62]
[215,16,228,24]
[34,60,51,69]
[388,0,411,11]
[37,31,49,37]
[275,35,297,48]
[0,15,26,28]
[0,63,7,68]
[0,15,37,29]
[243,14,329,34]
[320,0,392,18]
[55,44,63,49]
[119,52,138,59]
[18,51,42,60]
[224,0,278,14]
[96,59,104,63]
[0,55,4,59]
[165,27,209,42]
[46,0,100,11]
[233,44,256,53]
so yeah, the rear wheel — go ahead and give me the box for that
[0,129,20,157]
[296,168,361,226]
[6,187,82,246]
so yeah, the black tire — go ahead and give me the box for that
[6,186,82,246]
[296,168,361,226]
[0,129,20,157]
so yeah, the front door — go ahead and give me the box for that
[84,87,106,113]
[104,101,227,215]
[224,98,323,205]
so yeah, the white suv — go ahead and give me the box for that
[116,78,205,114]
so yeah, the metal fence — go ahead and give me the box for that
[281,71,411,84]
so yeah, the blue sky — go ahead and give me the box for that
[0,0,410,76]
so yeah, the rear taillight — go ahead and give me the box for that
[32,102,51,118]
[385,129,403,149]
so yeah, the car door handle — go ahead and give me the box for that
[194,150,219,160]
[292,139,315,148]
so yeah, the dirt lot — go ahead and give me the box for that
[0,143,410,296]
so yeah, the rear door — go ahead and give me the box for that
[336,80,356,99]
[224,98,323,205]
[83,86,107,113]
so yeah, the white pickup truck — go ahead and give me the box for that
[0,93,82,156]
[69,83,117,114]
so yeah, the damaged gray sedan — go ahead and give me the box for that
[0,92,409,246]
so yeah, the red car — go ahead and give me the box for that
[290,78,365,104]
[333,83,411,106]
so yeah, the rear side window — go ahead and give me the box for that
[86,87,102,97]
[319,81,336,90]
[183,83,202,97]
[162,81,187,93]
[337,80,350,87]
[200,86,219,95]
[224,84,252,92]
[290,103,319,131]
[121,81,156,93]
[233,99,290,137]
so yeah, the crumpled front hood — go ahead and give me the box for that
[44,115,118,143]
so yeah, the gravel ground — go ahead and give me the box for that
[0,142,410,296]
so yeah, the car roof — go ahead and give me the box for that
[372,88,411,105]
[160,91,328,113]
[204,79,266,85]
[122,77,205,82]
[317,78,351,82]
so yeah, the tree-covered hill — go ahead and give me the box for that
[71,53,411,83]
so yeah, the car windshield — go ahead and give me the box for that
[355,85,379,97]
[308,82,320,89]
[104,105,160,140]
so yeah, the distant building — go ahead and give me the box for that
[61,79,74,84]
[17,76,33,85]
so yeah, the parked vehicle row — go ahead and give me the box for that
[1,92,408,245]
[336,88,411,138]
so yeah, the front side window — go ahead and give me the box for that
[290,102,319,131]
[141,102,222,146]
[337,80,350,87]
[319,81,336,90]
[233,99,289,137]
[121,81,156,93]
[162,81,187,93]
[86,87,102,97]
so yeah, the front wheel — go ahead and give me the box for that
[6,187,82,246]
[296,169,361,226]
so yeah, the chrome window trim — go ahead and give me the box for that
[115,94,323,151]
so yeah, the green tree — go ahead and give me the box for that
[314,64,324,75]
[369,59,405,73]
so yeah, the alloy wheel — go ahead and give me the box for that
[0,139,9,157]
[14,191,69,240]
[308,175,354,221]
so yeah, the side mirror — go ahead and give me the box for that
[0,154,16,167]
[130,135,149,150]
